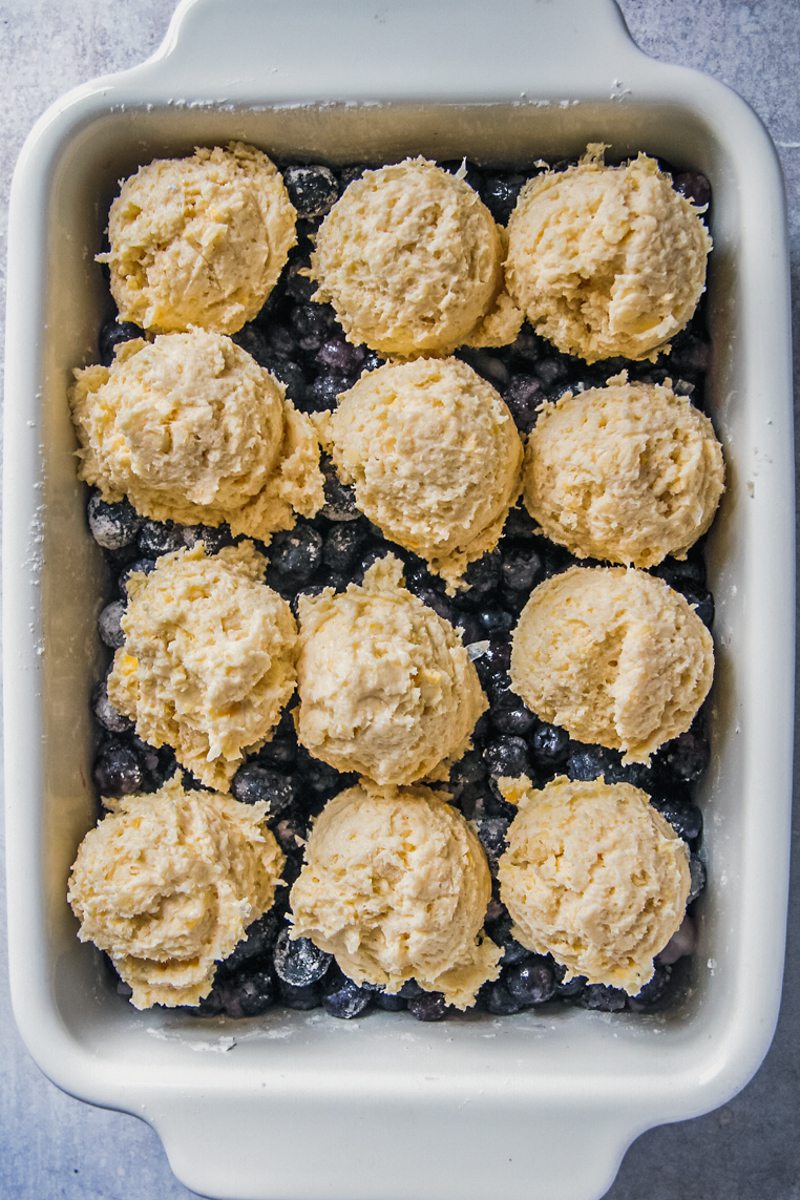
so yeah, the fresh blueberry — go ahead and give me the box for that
[483,735,530,779]
[98,319,142,367]
[233,324,271,365]
[181,524,233,555]
[87,494,142,550]
[407,991,450,1022]
[456,551,501,608]
[414,586,455,624]
[555,974,587,999]
[285,260,317,302]
[290,303,335,352]
[578,983,628,1012]
[478,608,515,636]
[566,745,614,782]
[672,171,711,209]
[398,980,424,1000]
[449,749,487,793]
[485,979,523,1015]
[503,506,536,539]
[501,544,544,593]
[320,458,360,521]
[276,979,323,1010]
[510,325,543,364]
[91,679,133,734]
[267,357,308,405]
[504,956,556,1005]
[137,519,185,558]
[283,165,339,219]
[479,173,526,224]
[628,963,673,1012]
[258,722,298,769]
[486,911,529,965]
[219,909,282,974]
[456,613,485,647]
[295,747,347,797]
[535,357,569,388]
[651,792,703,842]
[270,526,323,583]
[273,928,332,987]
[375,992,407,1012]
[322,969,374,1019]
[489,690,536,736]
[475,816,509,871]
[98,600,126,649]
[603,758,656,790]
[307,371,351,411]
[316,337,365,376]
[504,375,543,433]
[337,164,367,192]
[530,723,570,768]
[455,783,493,822]
[688,854,706,903]
[93,740,143,796]
[187,978,227,1017]
[472,639,511,691]
[458,349,510,389]
[118,558,156,599]
[656,725,710,783]
[272,816,305,855]
[231,763,295,814]
[263,321,297,360]
[233,968,276,1017]
[322,523,366,572]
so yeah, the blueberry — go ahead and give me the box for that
[455,783,492,821]
[530,722,570,768]
[656,726,709,783]
[489,691,536,737]
[407,991,450,1022]
[316,337,365,376]
[323,523,366,572]
[188,978,227,1017]
[137,519,185,558]
[578,983,628,1012]
[556,974,587,999]
[682,587,715,628]
[651,793,703,842]
[534,357,569,388]
[323,969,373,1019]
[458,349,510,389]
[503,506,536,539]
[273,928,332,987]
[485,979,523,1015]
[357,544,391,582]
[270,526,323,583]
[295,748,343,797]
[233,968,276,1017]
[219,909,281,974]
[375,992,407,1012]
[566,745,614,782]
[505,956,556,1005]
[307,371,351,411]
[283,165,339,219]
[414,586,455,624]
[272,816,305,855]
[479,173,526,224]
[501,545,544,593]
[458,551,501,605]
[472,639,511,691]
[478,608,515,636]
[231,763,295,814]
[87,494,142,550]
[337,164,367,192]
[320,458,360,521]
[267,357,308,405]
[688,854,706,903]
[285,260,317,302]
[93,740,143,796]
[504,375,543,433]
[398,980,424,1000]
[98,319,142,367]
[456,613,485,646]
[91,679,133,734]
[181,524,233,555]
[290,303,334,352]
[277,979,323,1010]
[98,599,125,649]
[603,758,655,790]
[483,736,530,779]
[258,724,298,769]
[510,326,544,363]
[486,911,528,962]
[475,816,509,871]
[233,324,271,365]
[672,170,711,209]
[263,322,297,360]
[628,963,673,1012]
[449,749,487,793]
[118,558,156,599]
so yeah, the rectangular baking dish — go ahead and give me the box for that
[4,2,794,1198]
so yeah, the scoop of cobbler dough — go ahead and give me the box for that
[310,158,516,356]
[101,142,296,334]
[509,566,714,762]
[523,376,725,566]
[108,542,298,791]
[70,329,323,542]
[294,554,487,784]
[289,780,501,1007]
[497,775,690,994]
[315,357,523,589]
[68,775,285,1008]
[505,147,712,362]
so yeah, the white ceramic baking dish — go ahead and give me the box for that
[4,1,794,1197]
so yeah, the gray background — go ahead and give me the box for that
[1,0,798,1197]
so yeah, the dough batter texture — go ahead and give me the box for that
[310,158,516,357]
[289,781,501,1007]
[506,147,712,363]
[294,554,487,784]
[109,542,298,791]
[70,330,324,541]
[497,776,690,993]
[523,376,725,566]
[100,142,297,334]
[510,566,714,762]
[68,775,285,1009]
[315,357,523,589]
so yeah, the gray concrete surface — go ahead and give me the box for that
[1,0,798,1196]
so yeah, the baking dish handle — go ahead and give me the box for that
[132,0,646,101]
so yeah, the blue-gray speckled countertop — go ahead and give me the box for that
[1,1,798,1196]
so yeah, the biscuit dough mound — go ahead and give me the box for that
[294,554,487,784]
[70,330,324,541]
[497,776,690,994]
[315,358,523,589]
[310,158,512,357]
[108,543,298,791]
[524,377,725,566]
[510,566,713,762]
[506,148,712,363]
[100,142,297,334]
[68,775,285,1009]
[290,781,501,1007]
